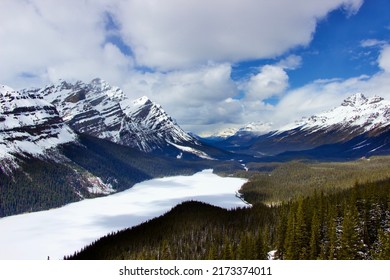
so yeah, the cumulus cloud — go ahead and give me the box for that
[113,0,363,70]
[378,45,390,72]
[244,65,289,101]
[276,55,303,70]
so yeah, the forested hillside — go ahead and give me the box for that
[239,157,390,204]
[67,176,390,260]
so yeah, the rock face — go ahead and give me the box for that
[0,84,75,164]
[23,78,198,154]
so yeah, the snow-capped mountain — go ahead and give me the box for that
[216,93,390,158]
[276,93,390,136]
[208,127,239,139]
[209,122,272,140]
[22,78,208,158]
[239,122,273,135]
[0,84,76,167]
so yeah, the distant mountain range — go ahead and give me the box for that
[207,93,390,160]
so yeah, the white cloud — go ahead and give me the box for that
[245,65,289,101]
[276,55,303,70]
[360,39,387,48]
[113,0,363,70]
[378,45,390,72]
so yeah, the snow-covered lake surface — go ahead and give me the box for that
[0,170,248,260]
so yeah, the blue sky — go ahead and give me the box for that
[231,0,390,98]
[1,0,390,135]
[287,0,389,87]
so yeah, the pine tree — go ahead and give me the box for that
[327,205,338,260]
[295,197,309,259]
[309,211,321,259]
[373,227,390,260]
[207,244,218,260]
[255,231,267,259]
[275,207,288,259]
[222,238,234,260]
[339,205,363,259]
[160,240,172,260]
[284,207,297,259]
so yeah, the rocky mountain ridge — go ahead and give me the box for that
[22,78,198,155]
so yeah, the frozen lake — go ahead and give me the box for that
[0,170,248,260]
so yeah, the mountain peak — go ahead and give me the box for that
[238,122,272,135]
[133,96,151,106]
[0,84,16,95]
[341,92,368,107]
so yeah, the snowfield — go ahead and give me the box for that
[0,170,248,260]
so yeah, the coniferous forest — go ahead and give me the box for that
[67,175,390,260]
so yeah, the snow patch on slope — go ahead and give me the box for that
[86,175,116,195]
[168,141,215,160]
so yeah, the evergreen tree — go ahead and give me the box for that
[275,207,288,259]
[339,205,363,259]
[373,229,390,260]
[293,197,309,259]
[309,211,321,259]
[284,207,297,259]
[207,244,218,260]
[160,240,172,260]
[222,238,234,260]
[327,205,338,260]
[255,231,267,260]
